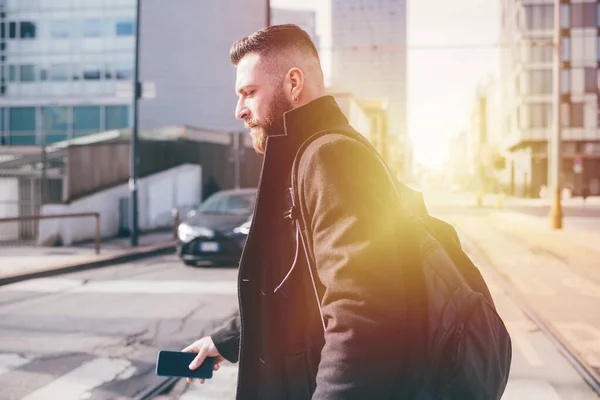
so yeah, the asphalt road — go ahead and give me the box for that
[0,255,238,400]
[0,193,598,399]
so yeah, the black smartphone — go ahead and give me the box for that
[155,350,215,379]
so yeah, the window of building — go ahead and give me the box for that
[104,64,113,79]
[529,70,552,95]
[20,21,36,39]
[561,4,570,28]
[105,105,129,130]
[572,3,584,28]
[561,103,570,127]
[115,62,133,80]
[562,37,570,62]
[530,43,553,63]
[525,4,553,30]
[570,3,597,28]
[42,106,69,144]
[73,106,101,136]
[571,102,584,127]
[572,68,585,94]
[40,68,48,81]
[19,65,35,82]
[561,69,570,94]
[116,19,134,36]
[585,68,596,93]
[9,107,36,145]
[50,20,70,38]
[572,35,585,64]
[8,65,16,82]
[0,108,4,145]
[50,64,68,81]
[531,104,550,128]
[8,21,16,39]
[83,19,103,37]
[83,65,101,80]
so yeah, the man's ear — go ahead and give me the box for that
[286,67,305,103]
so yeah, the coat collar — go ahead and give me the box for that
[264,95,350,157]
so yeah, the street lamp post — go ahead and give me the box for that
[266,0,270,26]
[549,0,563,229]
[130,0,142,246]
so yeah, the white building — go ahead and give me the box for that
[270,7,319,50]
[501,0,600,196]
[0,0,267,146]
[330,0,408,175]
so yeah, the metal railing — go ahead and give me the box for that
[0,212,101,254]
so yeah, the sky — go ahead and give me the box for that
[271,0,501,170]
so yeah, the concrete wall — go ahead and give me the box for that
[138,0,267,132]
[39,164,202,245]
[0,177,19,241]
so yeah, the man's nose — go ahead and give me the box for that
[235,100,249,121]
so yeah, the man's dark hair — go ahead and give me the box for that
[230,24,319,66]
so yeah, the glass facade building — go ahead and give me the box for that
[0,0,135,145]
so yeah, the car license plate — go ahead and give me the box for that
[200,242,219,252]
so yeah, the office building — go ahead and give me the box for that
[0,0,267,146]
[270,7,319,50]
[500,0,600,196]
[330,0,408,176]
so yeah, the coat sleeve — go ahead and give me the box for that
[210,310,240,363]
[296,135,410,399]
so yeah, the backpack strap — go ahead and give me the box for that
[287,127,406,333]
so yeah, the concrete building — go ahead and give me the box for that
[328,88,389,162]
[468,77,504,192]
[270,7,319,50]
[500,0,600,197]
[0,0,267,146]
[330,0,408,177]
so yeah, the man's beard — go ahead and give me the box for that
[247,90,293,154]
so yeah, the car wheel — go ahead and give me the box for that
[183,260,197,267]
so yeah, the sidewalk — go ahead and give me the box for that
[0,231,176,286]
[450,212,600,379]
[486,210,600,282]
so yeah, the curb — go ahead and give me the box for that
[0,242,176,287]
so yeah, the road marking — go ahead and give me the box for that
[562,278,600,297]
[21,358,136,400]
[179,363,238,400]
[0,353,30,376]
[501,379,561,400]
[554,322,600,368]
[504,321,544,367]
[2,278,237,295]
[511,278,556,296]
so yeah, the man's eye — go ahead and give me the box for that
[246,90,254,97]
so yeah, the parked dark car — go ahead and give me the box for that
[177,188,256,267]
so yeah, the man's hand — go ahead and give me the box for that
[182,336,226,384]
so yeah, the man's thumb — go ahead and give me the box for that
[189,350,206,369]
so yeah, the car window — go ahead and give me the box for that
[198,193,227,213]
[197,192,255,214]
[224,193,255,214]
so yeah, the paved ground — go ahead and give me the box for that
[0,231,175,280]
[0,192,598,399]
[0,255,238,400]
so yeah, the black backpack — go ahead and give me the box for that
[289,128,512,399]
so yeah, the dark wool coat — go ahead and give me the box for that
[211,96,426,399]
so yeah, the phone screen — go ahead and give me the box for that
[155,351,215,379]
